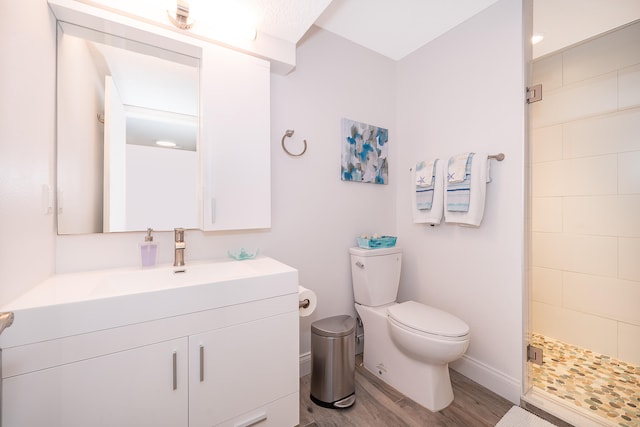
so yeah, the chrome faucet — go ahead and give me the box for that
[174,228,186,267]
[0,311,14,335]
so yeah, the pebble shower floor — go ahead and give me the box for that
[531,333,640,427]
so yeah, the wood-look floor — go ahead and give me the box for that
[299,355,513,427]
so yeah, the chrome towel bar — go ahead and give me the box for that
[409,153,504,171]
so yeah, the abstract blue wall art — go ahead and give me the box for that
[340,118,389,185]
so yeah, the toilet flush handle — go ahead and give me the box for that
[355,261,364,269]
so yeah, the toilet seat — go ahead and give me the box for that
[387,301,469,341]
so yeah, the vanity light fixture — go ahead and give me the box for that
[168,0,194,30]
[187,1,258,41]
[237,25,257,41]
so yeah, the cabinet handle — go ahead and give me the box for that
[234,412,267,427]
[199,344,204,382]
[172,351,177,390]
[210,198,216,224]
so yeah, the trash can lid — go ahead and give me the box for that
[311,315,355,337]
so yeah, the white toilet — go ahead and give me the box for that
[350,246,470,412]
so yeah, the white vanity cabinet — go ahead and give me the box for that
[189,311,299,427]
[0,259,299,427]
[3,338,189,427]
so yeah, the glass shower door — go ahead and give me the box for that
[525,11,640,426]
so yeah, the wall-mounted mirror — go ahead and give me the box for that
[56,22,199,234]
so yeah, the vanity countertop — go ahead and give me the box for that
[0,257,298,348]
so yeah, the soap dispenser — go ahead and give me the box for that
[140,228,158,267]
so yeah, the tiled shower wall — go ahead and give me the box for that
[530,21,640,365]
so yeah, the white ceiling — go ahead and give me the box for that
[230,0,501,60]
[314,0,500,60]
[532,0,640,58]
[241,0,640,60]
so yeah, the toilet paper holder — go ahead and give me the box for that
[298,285,317,317]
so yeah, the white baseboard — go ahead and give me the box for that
[300,351,519,406]
[450,354,521,404]
[299,351,311,377]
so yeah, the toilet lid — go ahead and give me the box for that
[387,301,470,338]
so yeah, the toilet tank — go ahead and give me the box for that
[349,246,402,306]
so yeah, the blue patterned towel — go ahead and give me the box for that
[416,160,437,210]
[447,152,471,183]
[446,153,474,212]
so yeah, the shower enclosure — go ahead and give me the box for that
[525,14,640,427]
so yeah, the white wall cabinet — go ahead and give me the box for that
[200,43,271,231]
[1,293,298,427]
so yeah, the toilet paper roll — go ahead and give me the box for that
[298,285,317,317]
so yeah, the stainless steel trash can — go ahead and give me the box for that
[310,315,356,409]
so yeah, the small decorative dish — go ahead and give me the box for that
[357,235,397,249]
[228,248,259,260]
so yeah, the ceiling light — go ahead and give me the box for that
[531,33,545,45]
[156,140,178,148]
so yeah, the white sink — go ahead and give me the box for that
[0,257,298,348]
[91,258,272,297]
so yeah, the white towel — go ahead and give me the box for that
[446,153,474,212]
[415,160,436,210]
[447,152,472,183]
[416,160,434,186]
[444,152,489,226]
[412,159,444,224]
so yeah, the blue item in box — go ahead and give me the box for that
[357,236,397,249]
[228,248,259,260]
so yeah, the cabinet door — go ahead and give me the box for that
[188,311,298,426]
[2,338,188,427]
[200,44,271,231]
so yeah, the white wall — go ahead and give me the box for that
[270,27,397,356]
[0,0,57,304]
[395,0,526,403]
[531,21,640,365]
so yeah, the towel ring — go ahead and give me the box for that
[281,129,307,157]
